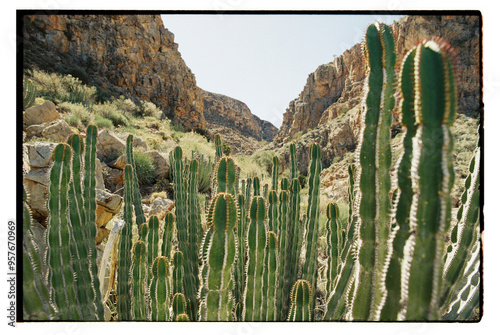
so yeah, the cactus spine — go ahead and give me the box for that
[147,215,161,274]
[233,193,247,313]
[150,256,172,321]
[272,156,280,191]
[172,292,187,321]
[243,195,267,321]
[46,143,81,320]
[198,193,238,321]
[131,241,148,320]
[398,39,457,320]
[349,22,396,320]
[23,78,37,109]
[276,189,290,319]
[288,280,312,321]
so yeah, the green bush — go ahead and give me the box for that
[113,96,139,116]
[65,115,82,128]
[93,115,114,129]
[59,102,92,127]
[133,151,156,187]
[138,100,163,119]
[94,103,130,127]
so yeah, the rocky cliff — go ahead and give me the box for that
[23,14,206,130]
[272,15,480,174]
[202,90,277,143]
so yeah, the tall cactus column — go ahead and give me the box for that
[349,22,396,321]
[198,193,238,321]
[399,39,457,320]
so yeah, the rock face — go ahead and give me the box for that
[23,14,206,130]
[275,15,480,147]
[202,90,278,142]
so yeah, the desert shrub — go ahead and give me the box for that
[65,115,82,128]
[113,96,139,116]
[138,100,163,119]
[133,151,156,187]
[58,102,92,126]
[93,115,114,129]
[94,103,130,127]
[251,150,275,174]
[222,141,231,156]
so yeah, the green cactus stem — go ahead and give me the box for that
[276,189,290,320]
[147,215,161,273]
[161,212,175,258]
[288,279,312,321]
[243,195,267,321]
[326,203,340,296]
[272,156,280,191]
[263,231,278,321]
[46,143,81,320]
[398,39,457,320]
[215,133,224,162]
[198,193,238,321]
[172,292,187,321]
[138,222,149,242]
[116,164,134,321]
[150,256,172,321]
[233,193,247,309]
[126,135,146,227]
[349,22,395,321]
[131,241,148,320]
[23,78,37,109]
[173,251,185,295]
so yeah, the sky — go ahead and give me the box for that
[161,14,403,128]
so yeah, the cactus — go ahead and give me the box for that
[288,280,312,321]
[272,156,280,191]
[267,190,279,232]
[397,39,457,320]
[126,135,146,227]
[23,78,37,109]
[243,195,267,321]
[252,176,261,196]
[173,251,185,295]
[138,222,149,242]
[215,156,238,196]
[187,159,202,275]
[23,187,54,320]
[276,189,290,319]
[46,143,81,320]
[442,146,480,315]
[302,143,322,313]
[233,193,247,311]
[326,203,340,296]
[348,22,396,321]
[150,256,172,321]
[198,193,238,321]
[289,143,298,180]
[172,292,187,321]
[263,231,278,321]
[130,241,148,320]
[147,215,161,274]
[161,212,175,258]
[215,133,224,161]
[176,313,190,321]
[116,164,135,320]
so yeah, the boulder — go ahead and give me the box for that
[97,131,126,163]
[95,189,123,228]
[26,142,57,168]
[150,196,174,218]
[110,155,128,170]
[146,150,169,180]
[41,119,74,142]
[23,101,60,126]
[133,136,148,151]
[25,124,46,138]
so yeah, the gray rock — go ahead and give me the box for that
[41,119,73,142]
[23,101,60,126]
[97,131,126,163]
[146,150,169,180]
[133,136,148,151]
[27,142,57,168]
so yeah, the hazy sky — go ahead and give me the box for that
[161,14,403,128]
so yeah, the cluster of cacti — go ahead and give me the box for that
[24,20,480,322]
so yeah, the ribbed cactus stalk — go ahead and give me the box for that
[289,143,298,180]
[172,251,184,295]
[161,212,175,258]
[117,164,134,321]
[23,187,54,320]
[263,231,278,321]
[276,189,289,320]
[280,177,290,192]
[187,159,202,290]
[66,134,97,320]
[215,133,223,162]
[442,147,480,317]
[23,78,36,109]
[252,176,261,196]
[215,156,238,196]
[267,190,278,232]
[348,22,395,321]
[150,256,172,321]
[380,47,418,320]
[326,203,340,296]
[398,39,457,320]
[198,193,238,321]
[243,195,267,321]
[302,143,322,314]
[172,292,187,321]
[272,156,279,191]
[147,215,161,272]
[245,177,252,210]
[126,135,146,227]
[138,222,149,242]
[176,313,190,321]
[233,193,247,312]
[288,280,312,321]
[233,302,244,321]
[130,241,148,320]
[46,143,81,320]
